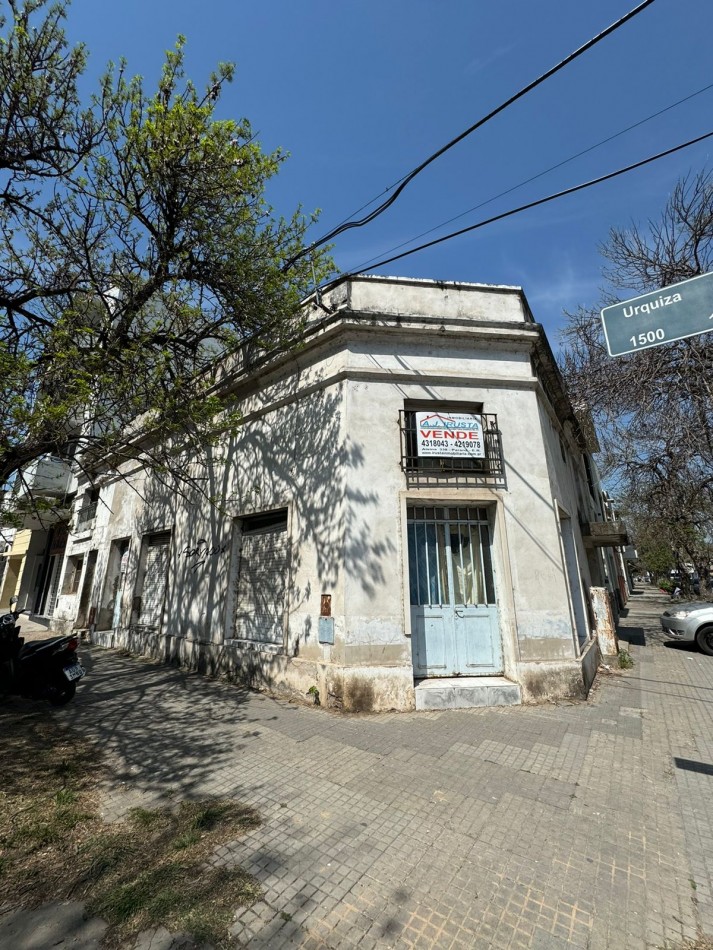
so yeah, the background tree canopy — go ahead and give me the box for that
[560,168,713,584]
[0,0,331,516]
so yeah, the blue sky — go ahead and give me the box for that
[65,0,713,345]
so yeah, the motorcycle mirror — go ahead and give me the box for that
[9,596,17,607]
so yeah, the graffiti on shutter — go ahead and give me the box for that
[234,513,288,645]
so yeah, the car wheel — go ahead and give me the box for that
[696,626,713,657]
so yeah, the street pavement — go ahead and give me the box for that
[2,585,712,949]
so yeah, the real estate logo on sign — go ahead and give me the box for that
[416,412,485,458]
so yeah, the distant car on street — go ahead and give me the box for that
[660,602,713,656]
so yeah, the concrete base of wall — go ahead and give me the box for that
[91,627,417,712]
[91,628,116,649]
[29,614,52,629]
[90,628,600,712]
[518,640,599,703]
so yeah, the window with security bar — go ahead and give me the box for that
[399,406,505,487]
[407,506,496,607]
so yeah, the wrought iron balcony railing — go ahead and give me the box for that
[399,411,506,488]
[75,501,98,530]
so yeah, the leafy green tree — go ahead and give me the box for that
[635,538,674,579]
[0,0,330,517]
[621,492,712,587]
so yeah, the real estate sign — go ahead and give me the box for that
[600,271,713,357]
[415,411,485,458]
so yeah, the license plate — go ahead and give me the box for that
[64,664,86,682]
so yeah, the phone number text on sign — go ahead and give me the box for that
[415,412,485,458]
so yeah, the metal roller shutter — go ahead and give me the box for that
[138,533,171,628]
[234,512,288,645]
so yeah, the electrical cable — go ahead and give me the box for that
[319,129,713,295]
[285,0,658,269]
[349,81,713,275]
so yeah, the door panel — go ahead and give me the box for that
[44,556,62,617]
[411,610,452,675]
[75,549,97,629]
[136,534,171,629]
[457,606,502,672]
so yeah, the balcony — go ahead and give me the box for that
[580,520,629,548]
[399,411,506,488]
[12,505,72,531]
[74,501,98,533]
[7,456,73,530]
[18,456,72,498]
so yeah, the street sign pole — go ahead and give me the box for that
[600,271,713,357]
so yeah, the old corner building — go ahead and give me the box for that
[17,276,631,711]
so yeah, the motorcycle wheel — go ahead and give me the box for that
[48,679,77,706]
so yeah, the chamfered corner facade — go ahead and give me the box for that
[36,276,627,711]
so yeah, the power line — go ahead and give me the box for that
[320,129,713,294]
[349,81,713,275]
[287,0,658,269]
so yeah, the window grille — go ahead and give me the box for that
[399,411,506,488]
[75,502,98,529]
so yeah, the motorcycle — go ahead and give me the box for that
[0,598,86,706]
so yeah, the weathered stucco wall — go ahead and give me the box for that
[499,390,576,650]
[50,277,601,710]
[342,276,530,325]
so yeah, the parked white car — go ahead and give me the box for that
[660,603,713,656]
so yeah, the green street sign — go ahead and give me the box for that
[600,271,713,357]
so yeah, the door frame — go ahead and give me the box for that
[400,489,517,680]
[556,503,592,654]
[96,538,131,631]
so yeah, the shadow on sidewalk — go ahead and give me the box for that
[674,757,713,775]
[0,644,280,806]
[618,625,646,647]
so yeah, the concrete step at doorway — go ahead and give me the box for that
[414,675,521,711]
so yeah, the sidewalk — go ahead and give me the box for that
[15,614,55,642]
[2,585,712,949]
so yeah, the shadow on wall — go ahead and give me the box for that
[130,367,394,668]
[503,460,565,577]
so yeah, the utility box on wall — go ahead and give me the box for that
[318,617,334,644]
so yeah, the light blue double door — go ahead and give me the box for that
[408,506,503,677]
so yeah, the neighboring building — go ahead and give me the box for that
[0,526,17,605]
[0,457,73,621]
[600,491,633,610]
[21,276,627,711]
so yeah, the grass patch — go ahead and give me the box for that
[618,649,634,669]
[0,708,261,948]
[666,937,713,950]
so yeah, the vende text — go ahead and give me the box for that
[420,430,480,439]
